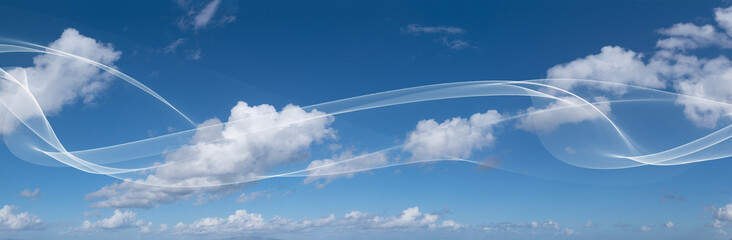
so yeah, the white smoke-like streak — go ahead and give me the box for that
[1,40,732,188]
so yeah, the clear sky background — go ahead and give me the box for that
[2,1,732,239]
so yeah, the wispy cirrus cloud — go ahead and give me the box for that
[402,24,473,50]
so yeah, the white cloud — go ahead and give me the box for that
[177,0,235,31]
[664,221,674,228]
[402,24,466,35]
[176,209,335,234]
[0,205,44,230]
[716,6,732,37]
[483,219,562,233]
[304,151,388,188]
[440,220,465,230]
[175,206,459,235]
[655,6,732,50]
[403,24,472,50]
[404,110,501,160]
[546,46,665,93]
[583,220,596,228]
[1,28,120,133]
[713,203,732,228]
[86,101,334,208]
[20,188,41,198]
[194,0,221,30]
[440,37,472,50]
[158,223,168,232]
[72,209,150,232]
[163,38,186,53]
[546,8,732,128]
[516,96,611,132]
[236,191,266,203]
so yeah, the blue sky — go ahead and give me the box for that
[2,0,732,239]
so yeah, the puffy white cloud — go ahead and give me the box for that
[0,205,44,230]
[86,101,334,208]
[176,209,335,234]
[175,206,460,235]
[404,110,501,160]
[158,223,168,232]
[672,55,732,128]
[1,28,120,133]
[546,13,732,128]
[656,23,732,50]
[546,46,665,93]
[72,209,150,232]
[516,96,611,132]
[713,203,732,228]
[716,6,732,37]
[304,151,388,188]
[440,220,465,230]
[655,6,732,50]
[19,188,41,198]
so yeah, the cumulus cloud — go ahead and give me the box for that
[71,209,150,232]
[546,46,665,93]
[0,205,44,230]
[304,151,388,188]
[176,209,335,234]
[86,101,334,208]
[713,203,732,228]
[344,207,440,230]
[404,110,501,160]
[545,6,732,128]
[175,206,459,235]
[516,96,611,132]
[1,28,120,133]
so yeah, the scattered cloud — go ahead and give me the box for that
[664,221,675,228]
[404,110,501,160]
[545,6,732,128]
[713,202,732,228]
[86,101,334,208]
[163,38,186,54]
[177,0,236,31]
[0,205,44,230]
[2,28,120,133]
[402,24,466,35]
[236,191,266,203]
[661,194,685,202]
[19,188,41,198]
[584,220,596,228]
[175,209,335,234]
[175,206,461,235]
[71,209,151,232]
[403,24,472,50]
